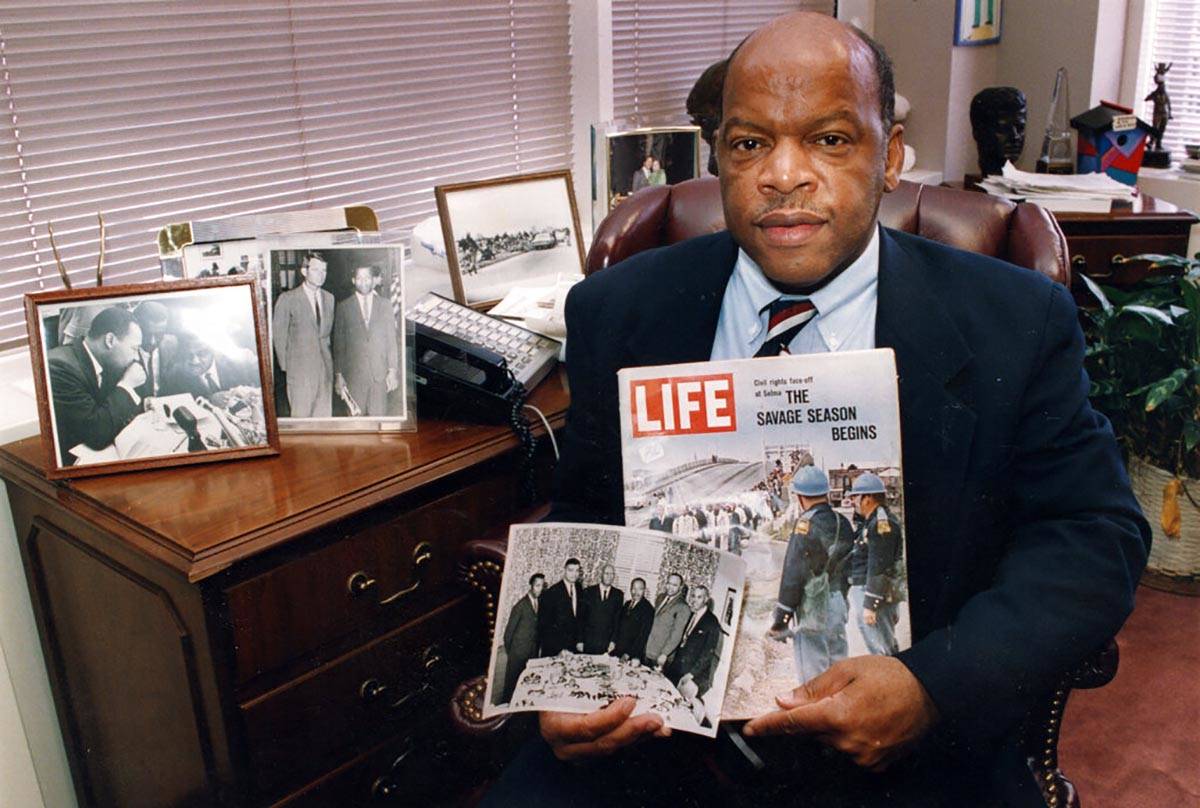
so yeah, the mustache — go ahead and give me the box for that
[751,197,829,221]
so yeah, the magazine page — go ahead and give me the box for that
[482,523,746,738]
[618,349,909,720]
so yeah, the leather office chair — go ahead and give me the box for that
[451,180,1111,808]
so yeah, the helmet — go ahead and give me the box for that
[790,465,829,496]
[849,472,886,496]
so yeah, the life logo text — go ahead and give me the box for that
[630,373,737,437]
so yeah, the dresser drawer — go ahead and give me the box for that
[242,596,474,795]
[225,485,491,685]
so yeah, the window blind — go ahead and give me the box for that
[1139,0,1200,157]
[611,0,835,125]
[0,0,573,352]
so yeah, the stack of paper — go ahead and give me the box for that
[977,161,1136,212]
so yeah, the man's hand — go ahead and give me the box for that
[607,641,615,654]
[742,656,938,771]
[575,642,584,652]
[540,697,669,761]
[120,361,147,390]
[655,654,667,669]
[385,368,399,393]
[335,373,348,396]
[863,608,877,626]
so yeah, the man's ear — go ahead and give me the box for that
[883,123,905,193]
[102,333,116,350]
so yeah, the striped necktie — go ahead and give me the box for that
[755,297,817,357]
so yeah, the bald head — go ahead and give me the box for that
[725,13,894,133]
[715,11,904,290]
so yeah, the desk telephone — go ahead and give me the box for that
[407,292,561,423]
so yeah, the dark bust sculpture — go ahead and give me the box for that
[687,59,727,176]
[970,86,1027,176]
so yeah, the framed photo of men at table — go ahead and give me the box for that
[24,277,279,479]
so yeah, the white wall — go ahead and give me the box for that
[0,351,75,808]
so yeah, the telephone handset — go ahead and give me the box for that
[406,292,561,424]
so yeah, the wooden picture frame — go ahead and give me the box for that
[24,277,279,479]
[435,169,586,308]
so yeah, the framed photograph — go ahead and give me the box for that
[266,243,415,432]
[604,126,701,212]
[954,0,1002,45]
[435,170,585,307]
[25,277,279,479]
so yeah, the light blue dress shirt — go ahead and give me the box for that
[709,226,880,360]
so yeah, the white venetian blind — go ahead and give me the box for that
[611,0,835,125]
[1139,0,1200,157]
[0,0,572,352]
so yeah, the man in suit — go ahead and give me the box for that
[579,564,623,654]
[496,573,544,705]
[630,156,654,193]
[491,11,1148,808]
[46,306,146,466]
[537,558,582,657]
[333,265,400,417]
[272,254,335,417]
[665,584,723,701]
[642,573,690,670]
[612,578,654,664]
[132,301,174,399]
[162,332,258,402]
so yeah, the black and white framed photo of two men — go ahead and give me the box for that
[25,278,278,479]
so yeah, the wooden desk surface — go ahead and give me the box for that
[0,369,569,582]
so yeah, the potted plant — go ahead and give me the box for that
[1080,253,1200,593]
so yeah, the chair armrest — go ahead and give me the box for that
[1024,639,1119,808]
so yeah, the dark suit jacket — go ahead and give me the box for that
[500,595,540,703]
[612,597,654,660]
[162,355,258,401]
[46,341,140,465]
[664,609,722,697]
[537,580,580,657]
[549,227,1149,802]
[579,583,623,653]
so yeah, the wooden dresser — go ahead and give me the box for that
[0,371,568,808]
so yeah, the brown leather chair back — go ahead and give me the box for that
[586,177,1070,287]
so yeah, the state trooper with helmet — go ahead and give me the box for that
[841,472,904,656]
[767,465,854,682]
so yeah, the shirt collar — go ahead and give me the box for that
[732,225,881,344]
[81,339,105,383]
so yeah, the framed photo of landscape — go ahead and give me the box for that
[435,170,585,307]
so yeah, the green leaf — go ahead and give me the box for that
[1122,304,1175,325]
[1144,368,1190,412]
[1079,273,1113,313]
[1185,422,1200,452]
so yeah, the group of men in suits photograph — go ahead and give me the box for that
[271,252,401,419]
[44,299,259,465]
[494,557,726,710]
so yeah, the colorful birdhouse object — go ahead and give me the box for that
[1070,100,1154,185]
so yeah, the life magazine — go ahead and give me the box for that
[482,523,746,737]
[618,349,910,719]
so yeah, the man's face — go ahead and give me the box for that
[352,267,374,295]
[139,316,167,350]
[643,156,654,170]
[563,563,580,584]
[103,323,142,373]
[601,565,615,586]
[184,342,215,378]
[302,258,327,289]
[687,587,708,613]
[631,580,645,601]
[531,578,545,598]
[717,25,903,288]
[664,574,682,597]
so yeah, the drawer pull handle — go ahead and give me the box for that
[359,678,388,702]
[347,571,377,596]
[371,775,401,800]
[378,542,435,606]
[422,644,442,671]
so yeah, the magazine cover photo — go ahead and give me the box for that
[619,349,910,719]
[482,523,746,737]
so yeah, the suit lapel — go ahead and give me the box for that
[875,229,976,632]
[71,340,102,395]
[623,231,738,367]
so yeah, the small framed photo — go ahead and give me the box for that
[435,170,585,307]
[603,126,702,212]
[954,0,1002,46]
[266,243,415,432]
[25,278,279,479]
